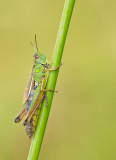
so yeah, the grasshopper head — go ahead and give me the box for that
[34,52,46,64]
[34,52,40,59]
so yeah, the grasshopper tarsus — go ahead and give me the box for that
[44,92,48,107]
[60,62,63,66]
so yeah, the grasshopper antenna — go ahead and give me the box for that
[30,41,37,52]
[35,34,39,52]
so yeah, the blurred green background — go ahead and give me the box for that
[0,0,116,159]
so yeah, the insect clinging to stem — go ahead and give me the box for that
[14,34,62,139]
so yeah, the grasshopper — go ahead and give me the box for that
[14,35,61,139]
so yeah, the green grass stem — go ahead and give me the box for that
[27,0,75,159]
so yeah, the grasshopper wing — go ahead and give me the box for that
[23,72,34,104]
[15,72,35,123]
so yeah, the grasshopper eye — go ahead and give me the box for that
[34,53,40,59]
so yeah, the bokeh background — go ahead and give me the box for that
[0,0,116,159]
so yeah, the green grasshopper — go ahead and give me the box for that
[14,35,61,139]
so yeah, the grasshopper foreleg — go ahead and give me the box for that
[22,93,44,126]
[44,63,62,72]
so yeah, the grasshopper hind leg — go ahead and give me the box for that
[14,101,30,123]
[14,87,35,123]
[14,107,25,123]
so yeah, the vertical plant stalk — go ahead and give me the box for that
[27,0,75,159]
